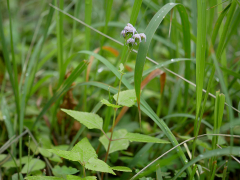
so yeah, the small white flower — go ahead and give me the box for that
[124,25,137,35]
[127,23,134,28]
[133,34,141,43]
[121,30,126,38]
[127,38,135,46]
[139,33,146,42]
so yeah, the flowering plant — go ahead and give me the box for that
[121,23,146,48]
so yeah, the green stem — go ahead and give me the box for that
[104,74,123,163]
[210,161,217,180]
[82,165,86,177]
[102,49,131,179]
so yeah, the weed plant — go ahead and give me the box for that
[0,0,240,180]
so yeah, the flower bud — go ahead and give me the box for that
[127,38,135,46]
[139,33,146,42]
[133,34,141,43]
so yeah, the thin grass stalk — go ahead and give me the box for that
[216,0,237,59]
[0,0,19,128]
[217,0,228,86]
[69,0,82,56]
[210,91,225,171]
[222,161,228,180]
[6,0,20,117]
[212,53,234,147]
[210,161,217,180]
[100,0,113,52]
[83,0,92,112]
[192,67,215,157]
[192,0,207,160]
[55,0,64,85]
[189,164,197,180]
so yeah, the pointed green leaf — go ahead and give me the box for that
[21,159,46,174]
[99,129,129,154]
[125,132,169,143]
[85,157,115,175]
[113,90,137,107]
[25,177,64,180]
[71,137,97,164]
[67,175,97,180]
[47,149,81,162]
[111,166,132,172]
[62,109,103,130]
[52,165,79,177]
[101,99,121,108]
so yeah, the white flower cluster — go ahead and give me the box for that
[121,23,146,47]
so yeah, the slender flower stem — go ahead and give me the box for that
[101,49,131,179]
[104,74,123,163]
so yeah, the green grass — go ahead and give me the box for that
[0,0,240,179]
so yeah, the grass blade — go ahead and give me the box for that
[6,0,20,116]
[0,1,19,118]
[195,0,207,116]
[134,2,190,120]
[130,0,143,25]
[55,0,64,84]
[216,1,237,59]
[173,147,240,180]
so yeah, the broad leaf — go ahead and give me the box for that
[25,177,64,180]
[111,166,132,172]
[101,99,121,108]
[47,149,81,162]
[21,159,45,174]
[85,157,115,175]
[67,175,97,180]
[2,156,29,168]
[62,109,103,130]
[125,133,169,143]
[52,165,79,178]
[71,137,97,164]
[49,154,63,163]
[113,90,137,107]
[0,154,7,161]
[39,147,52,157]
[12,173,24,180]
[99,129,129,154]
